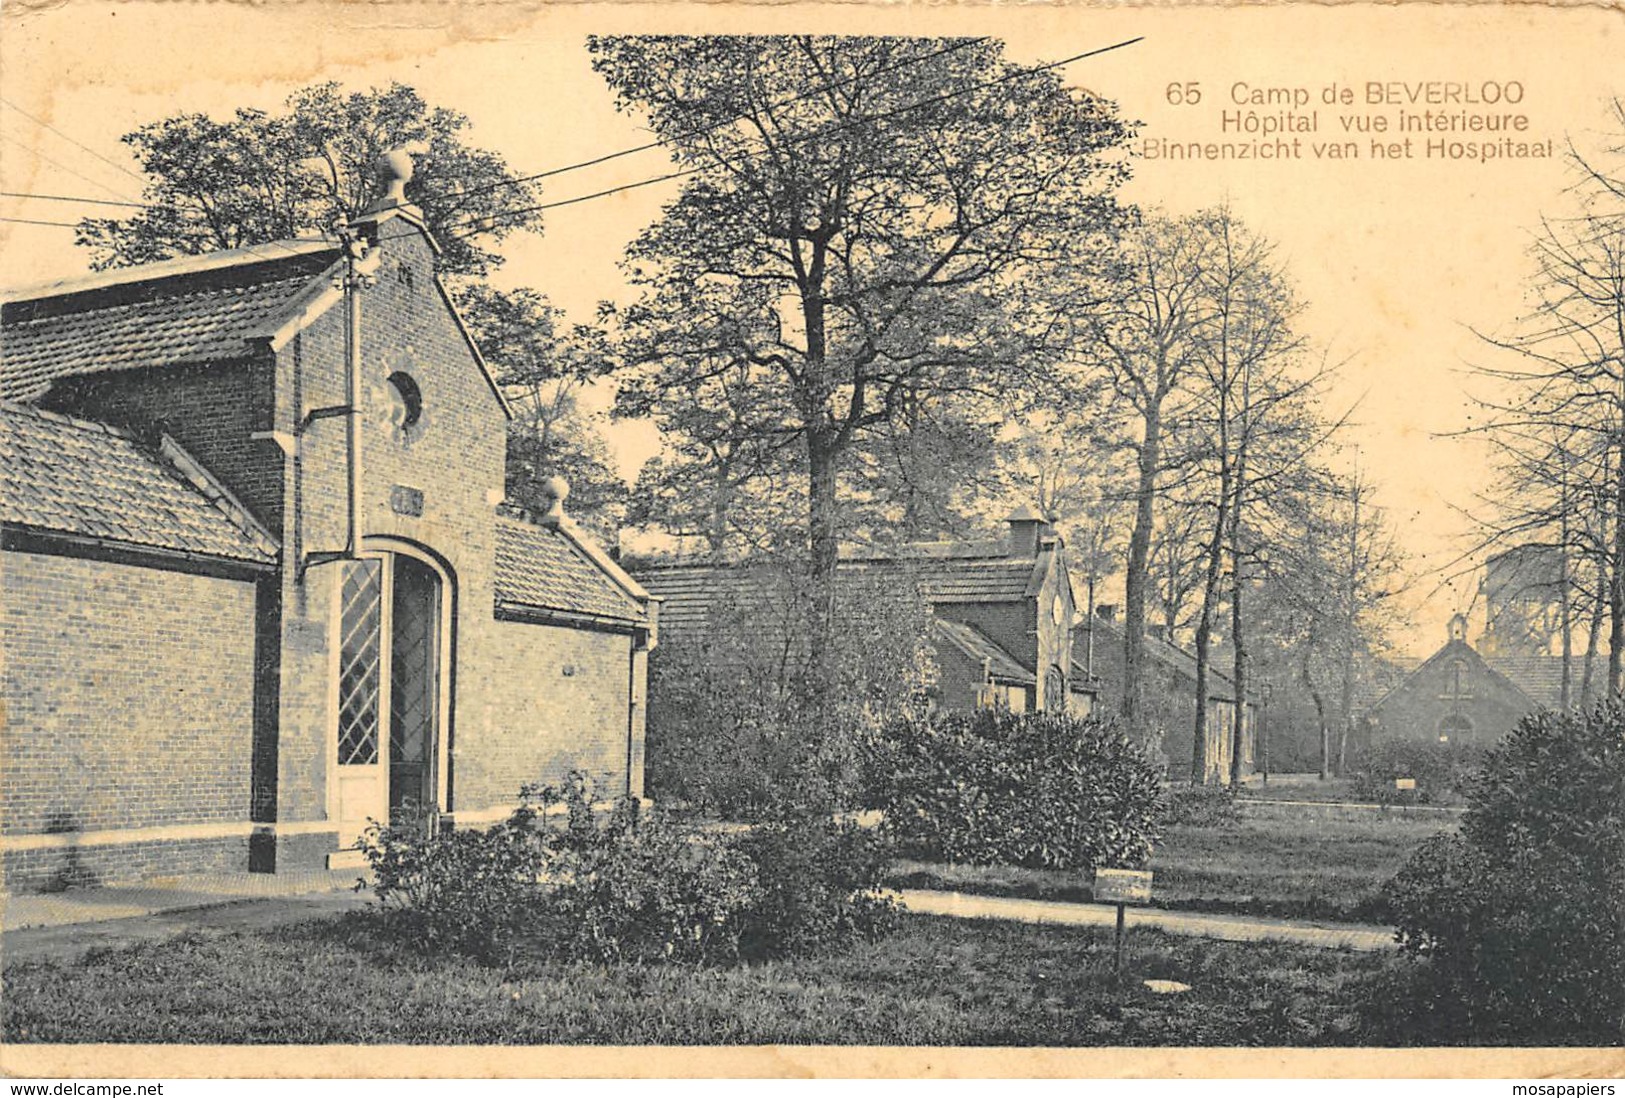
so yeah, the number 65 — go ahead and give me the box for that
[1166,82,1202,106]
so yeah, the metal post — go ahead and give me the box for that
[343,232,365,557]
[1114,901,1126,977]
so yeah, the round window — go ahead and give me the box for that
[386,371,424,430]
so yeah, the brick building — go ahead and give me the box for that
[1076,609,1256,783]
[633,507,1078,715]
[0,157,657,890]
[1362,613,1552,749]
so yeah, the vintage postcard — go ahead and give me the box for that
[1,0,1621,1081]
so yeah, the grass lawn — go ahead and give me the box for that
[887,809,1453,924]
[4,910,1418,1046]
[1237,778,1365,803]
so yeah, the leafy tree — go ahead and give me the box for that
[1382,701,1624,1042]
[1070,212,1222,744]
[590,34,1133,697]
[453,284,628,543]
[76,81,542,278]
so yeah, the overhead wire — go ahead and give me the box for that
[447,35,1144,241]
[0,96,150,185]
[419,35,994,204]
[1,34,1143,257]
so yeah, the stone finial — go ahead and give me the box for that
[376,149,414,210]
[540,476,571,528]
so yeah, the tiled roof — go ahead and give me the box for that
[493,517,647,624]
[844,555,1041,603]
[1,246,338,401]
[1482,655,1567,709]
[934,619,1035,684]
[635,552,1042,638]
[1079,615,1238,700]
[0,401,278,565]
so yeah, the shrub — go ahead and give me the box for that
[1381,702,1625,1042]
[643,556,936,820]
[1162,783,1240,827]
[1349,738,1483,805]
[735,813,901,959]
[866,709,1165,871]
[360,773,900,967]
[358,803,548,966]
[524,777,764,965]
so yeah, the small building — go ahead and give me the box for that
[632,507,1078,715]
[1079,609,1256,783]
[1362,613,1548,748]
[0,157,657,890]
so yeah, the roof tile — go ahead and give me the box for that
[493,517,646,623]
[0,401,278,564]
[1,248,336,401]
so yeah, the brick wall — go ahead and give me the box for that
[41,357,283,532]
[459,619,635,812]
[1,550,257,835]
[3,836,250,892]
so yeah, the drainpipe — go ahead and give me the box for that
[344,231,366,557]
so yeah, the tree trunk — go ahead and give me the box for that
[1191,515,1223,785]
[1122,407,1163,746]
[1611,439,1625,696]
[1227,411,1251,787]
[1581,568,1607,706]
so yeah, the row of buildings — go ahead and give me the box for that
[1,156,1563,890]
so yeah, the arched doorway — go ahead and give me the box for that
[1438,713,1473,745]
[332,542,455,844]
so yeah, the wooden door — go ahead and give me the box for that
[388,555,440,823]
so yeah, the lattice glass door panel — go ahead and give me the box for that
[337,558,384,766]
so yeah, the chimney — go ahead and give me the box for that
[1147,623,1167,642]
[1096,603,1117,623]
[1005,504,1053,558]
[540,476,571,529]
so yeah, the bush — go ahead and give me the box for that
[643,557,936,820]
[360,773,899,967]
[358,803,549,966]
[1381,702,1625,1042]
[1349,738,1483,805]
[1162,783,1240,827]
[735,813,901,959]
[866,709,1165,871]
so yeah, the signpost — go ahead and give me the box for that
[1093,867,1154,981]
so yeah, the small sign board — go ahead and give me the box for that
[390,485,425,517]
[1394,777,1417,791]
[1094,867,1153,905]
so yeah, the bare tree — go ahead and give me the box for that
[1467,98,1625,697]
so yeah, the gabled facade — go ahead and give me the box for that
[1362,614,1541,748]
[1,157,657,890]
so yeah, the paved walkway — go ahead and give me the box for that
[899,890,1398,952]
[3,873,1395,968]
[2,871,372,965]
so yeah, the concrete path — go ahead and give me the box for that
[899,889,1398,952]
[2,870,372,966]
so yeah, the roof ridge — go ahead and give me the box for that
[2,239,339,304]
[0,398,137,439]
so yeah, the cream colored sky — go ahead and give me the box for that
[2,1,1619,657]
